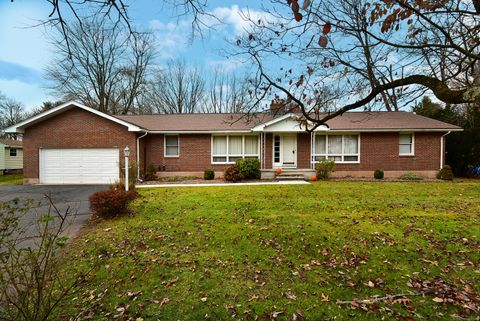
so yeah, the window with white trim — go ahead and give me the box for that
[212,135,259,163]
[164,135,179,157]
[9,148,17,157]
[312,134,359,163]
[399,133,414,155]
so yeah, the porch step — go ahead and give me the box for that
[276,173,306,181]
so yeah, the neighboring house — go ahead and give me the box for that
[5,101,461,184]
[0,138,23,174]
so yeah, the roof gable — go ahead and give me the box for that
[4,101,142,133]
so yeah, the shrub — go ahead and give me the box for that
[236,158,261,179]
[204,169,215,180]
[374,169,384,179]
[224,164,242,182]
[144,163,158,181]
[89,189,138,219]
[399,172,423,181]
[437,165,454,180]
[315,159,336,179]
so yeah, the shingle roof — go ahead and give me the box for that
[115,113,275,131]
[116,111,461,132]
[0,138,23,147]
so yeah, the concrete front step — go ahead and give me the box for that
[276,174,306,180]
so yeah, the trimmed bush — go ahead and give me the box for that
[399,172,423,181]
[224,165,242,182]
[315,159,336,180]
[204,169,215,180]
[89,189,138,219]
[236,158,261,179]
[437,165,454,180]
[144,163,157,181]
[374,169,384,179]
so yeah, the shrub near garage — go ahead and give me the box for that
[374,169,384,179]
[437,165,454,180]
[89,190,138,219]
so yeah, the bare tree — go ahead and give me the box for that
[204,69,249,113]
[46,18,155,114]
[0,92,25,138]
[142,60,205,114]
[9,1,211,56]
[234,0,480,130]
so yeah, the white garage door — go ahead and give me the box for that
[39,148,120,184]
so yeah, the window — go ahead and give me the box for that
[9,148,17,157]
[312,134,359,163]
[164,135,179,157]
[212,135,259,163]
[273,135,280,163]
[399,133,414,155]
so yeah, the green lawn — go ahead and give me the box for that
[61,182,480,320]
[0,174,23,185]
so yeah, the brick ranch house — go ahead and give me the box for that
[5,101,461,184]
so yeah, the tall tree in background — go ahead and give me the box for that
[142,60,205,113]
[235,0,480,129]
[414,97,480,176]
[0,92,25,139]
[46,18,155,114]
[205,69,249,113]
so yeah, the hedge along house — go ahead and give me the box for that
[0,138,23,175]
[5,101,461,184]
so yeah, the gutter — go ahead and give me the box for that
[136,130,149,178]
[440,131,451,169]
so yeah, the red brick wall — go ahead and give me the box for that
[297,133,311,168]
[143,134,230,172]
[23,108,137,180]
[334,132,442,171]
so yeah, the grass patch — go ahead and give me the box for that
[60,182,480,320]
[0,174,23,185]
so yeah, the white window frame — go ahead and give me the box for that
[211,135,260,164]
[164,135,180,157]
[399,133,415,156]
[312,134,360,164]
[9,148,17,157]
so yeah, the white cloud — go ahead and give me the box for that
[148,19,192,59]
[207,57,244,73]
[209,5,275,36]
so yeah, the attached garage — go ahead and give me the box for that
[3,101,141,185]
[39,148,120,184]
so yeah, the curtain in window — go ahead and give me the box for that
[165,136,179,156]
[229,136,243,155]
[344,135,358,154]
[244,136,258,155]
[315,135,326,154]
[399,134,412,154]
[328,136,342,154]
[213,136,227,155]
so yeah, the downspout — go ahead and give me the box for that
[136,130,149,179]
[440,131,451,169]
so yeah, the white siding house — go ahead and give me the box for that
[0,138,23,173]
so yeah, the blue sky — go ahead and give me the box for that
[0,0,266,111]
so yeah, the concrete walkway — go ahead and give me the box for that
[136,180,310,188]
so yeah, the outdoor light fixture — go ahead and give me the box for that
[124,146,130,191]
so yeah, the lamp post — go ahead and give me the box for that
[124,146,130,191]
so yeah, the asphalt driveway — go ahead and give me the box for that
[0,185,108,240]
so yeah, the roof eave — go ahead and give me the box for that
[4,101,143,133]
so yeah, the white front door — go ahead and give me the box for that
[281,135,296,167]
[273,135,297,168]
[39,148,120,184]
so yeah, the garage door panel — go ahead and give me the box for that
[40,148,120,184]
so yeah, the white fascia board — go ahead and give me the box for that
[328,128,463,132]
[148,130,253,134]
[4,101,142,133]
